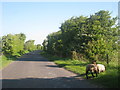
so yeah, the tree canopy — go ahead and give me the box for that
[1,33,42,58]
[42,10,118,63]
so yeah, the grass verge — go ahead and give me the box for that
[0,55,17,70]
[40,51,119,88]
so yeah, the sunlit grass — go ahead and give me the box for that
[0,55,16,70]
[54,59,88,75]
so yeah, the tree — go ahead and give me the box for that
[2,33,26,57]
[42,10,118,63]
[84,10,118,62]
[24,40,36,52]
[36,44,42,50]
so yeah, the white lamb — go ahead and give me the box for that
[97,64,105,73]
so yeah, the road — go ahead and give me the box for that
[0,50,101,88]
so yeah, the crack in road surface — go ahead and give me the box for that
[0,50,102,88]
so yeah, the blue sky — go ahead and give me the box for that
[2,2,118,44]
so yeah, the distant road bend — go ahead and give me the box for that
[0,50,101,88]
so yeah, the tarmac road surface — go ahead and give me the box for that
[0,50,102,88]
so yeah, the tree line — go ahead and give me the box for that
[42,10,118,63]
[1,33,42,58]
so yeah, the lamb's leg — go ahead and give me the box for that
[95,71,98,77]
[90,71,95,78]
[98,69,100,73]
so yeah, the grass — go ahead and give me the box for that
[40,51,119,88]
[0,55,17,70]
[54,59,89,75]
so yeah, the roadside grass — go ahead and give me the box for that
[0,55,17,70]
[0,51,31,70]
[40,51,119,88]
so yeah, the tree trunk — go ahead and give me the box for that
[106,54,109,65]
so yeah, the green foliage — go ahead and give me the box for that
[42,10,118,63]
[71,51,78,60]
[24,40,36,52]
[2,33,40,58]
[71,51,85,61]
[2,33,26,57]
[36,44,42,50]
[42,39,48,51]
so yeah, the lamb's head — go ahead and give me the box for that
[91,64,99,73]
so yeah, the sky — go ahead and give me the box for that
[1,1,118,45]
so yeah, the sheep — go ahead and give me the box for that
[97,64,105,73]
[86,64,99,79]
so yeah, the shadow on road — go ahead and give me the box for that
[1,76,100,88]
[17,58,49,62]
[46,65,60,68]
